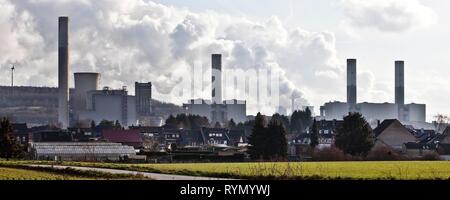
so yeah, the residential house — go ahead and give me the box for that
[373,119,417,151]
[435,127,450,144]
[102,129,143,149]
[160,129,184,148]
[227,129,246,146]
[12,123,29,145]
[31,130,73,143]
[288,120,342,157]
[200,128,231,147]
[402,142,437,158]
[406,127,436,144]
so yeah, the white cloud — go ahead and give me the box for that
[0,0,345,115]
[341,0,438,32]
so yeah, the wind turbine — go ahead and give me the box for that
[11,65,15,87]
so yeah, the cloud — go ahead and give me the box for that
[341,0,437,32]
[0,0,344,115]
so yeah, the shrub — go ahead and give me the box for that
[312,145,348,161]
[421,151,442,161]
[366,145,406,161]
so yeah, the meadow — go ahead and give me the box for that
[0,167,94,180]
[2,160,450,180]
[50,161,450,180]
[0,160,150,180]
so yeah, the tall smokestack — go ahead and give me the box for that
[58,16,70,129]
[395,60,405,120]
[212,54,222,104]
[347,59,357,111]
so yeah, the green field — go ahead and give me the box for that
[0,167,95,180]
[2,160,450,180]
[52,161,450,180]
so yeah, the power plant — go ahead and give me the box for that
[320,59,426,123]
[0,17,428,128]
[183,54,247,124]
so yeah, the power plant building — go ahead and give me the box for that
[135,82,152,116]
[78,87,137,127]
[320,59,426,123]
[183,54,247,124]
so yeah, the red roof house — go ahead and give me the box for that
[102,129,143,149]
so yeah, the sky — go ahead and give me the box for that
[0,0,449,121]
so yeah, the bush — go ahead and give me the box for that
[366,145,406,161]
[421,151,441,161]
[312,145,348,161]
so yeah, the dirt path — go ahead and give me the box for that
[28,165,234,180]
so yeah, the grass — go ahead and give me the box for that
[0,167,94,180]
[0,160,151,180]
[2,160,450,180]
[53,161,450,180]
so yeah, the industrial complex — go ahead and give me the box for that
[1,17,246,128]
[2,16,450,164]
[183,54,247,124]
[0,16,428,129]
[320,59,426,123]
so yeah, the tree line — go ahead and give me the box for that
[247,112,376,161]
[0,118,24,160]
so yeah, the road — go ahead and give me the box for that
[28,165,233,180]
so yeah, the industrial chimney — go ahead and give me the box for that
[347,59,357,112]
[212,54,222,104]
[395,60,405,121]
[58,16,70,129]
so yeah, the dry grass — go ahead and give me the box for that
[43,161,450,180]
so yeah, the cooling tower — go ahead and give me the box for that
[74,72,100,112]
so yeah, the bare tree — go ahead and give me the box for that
[433,114,450,133]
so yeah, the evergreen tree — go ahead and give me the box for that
[90,120,96,130]
[290,108,313,133]
[271,113,290,131]
[0,118,22,160]
[310,119,319,148]
[335,112,375,156]
[164,115,178,128]
[114,120,122,129]
[227,119,237,129]
[247,113,267,160]
[214,122,222,128]
[164,114,210,130]
[267,119,288,160]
